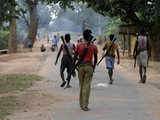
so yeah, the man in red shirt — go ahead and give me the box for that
[75,29,98,111]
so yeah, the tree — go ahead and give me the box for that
[1,0,76,49]
[0,0,25,53]
[8,10,17,53]
[42,0,75,9]
[79,0,160,60]
[0,0,16,29]
[16,2,52,45]
[23,0,39,48]
[103,17,124,35]
[22,0,76,48]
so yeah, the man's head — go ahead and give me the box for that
[109,34,114,41]
[140,28,145,35]
[83,29,92,41]
[65,34,71,43]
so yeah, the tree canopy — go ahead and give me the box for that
[80,0,160,28]
[0,0,75,29]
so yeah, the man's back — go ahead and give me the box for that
[137,35,147,51]
[76,43,98,65]
[62,42,74,56]
[103,41,118,56]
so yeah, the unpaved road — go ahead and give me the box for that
[3,46,160,120]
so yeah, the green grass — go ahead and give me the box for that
[0,74,42,94]
[0,74,42,119]
[0,30,9,50]
[0,96,18,120]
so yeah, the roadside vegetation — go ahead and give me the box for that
[0,30,9,50]
[0,96,18,120]
[0,74,42,94]
[0,74,42,119]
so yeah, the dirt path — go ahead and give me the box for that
[0,42,160,120]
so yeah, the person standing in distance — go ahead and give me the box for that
[52,35,58,51]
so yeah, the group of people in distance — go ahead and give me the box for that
[55,28,150,111]
[40,33,60,52]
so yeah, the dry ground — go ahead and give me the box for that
[0,41,74,120]
[0,41,160,120]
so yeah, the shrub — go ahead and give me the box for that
[0,30,9,50]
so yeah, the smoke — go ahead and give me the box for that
[49,18,82,32]
[47,3,109,34]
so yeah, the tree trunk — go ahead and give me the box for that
[24,1,38,48]
[8,13,17,53]
[122,34,126,56]
[128,34,131,56]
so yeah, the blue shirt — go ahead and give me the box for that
[28,39,32,46]
[52,37,57,45]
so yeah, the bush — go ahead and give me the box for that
[0,30,9,50]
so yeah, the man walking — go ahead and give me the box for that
[133,29,150,83]
[75,29,98,111]
[102,34,120,84]
[55,34,75,88]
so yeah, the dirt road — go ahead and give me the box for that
[1,44,160,120]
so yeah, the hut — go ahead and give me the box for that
[119,24,139,56]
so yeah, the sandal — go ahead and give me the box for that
[81,106,90,111]
[64,85,72,89]
[142,75,146,84]
[60,81,66,87]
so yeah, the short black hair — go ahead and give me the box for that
[140,28,145,35]
[65,34,71,43]
[109,34,114,41]
[83,29,92,41]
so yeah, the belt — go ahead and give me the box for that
[140,49,147,52]
[79,61,91,67]
[107,54,115,58]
